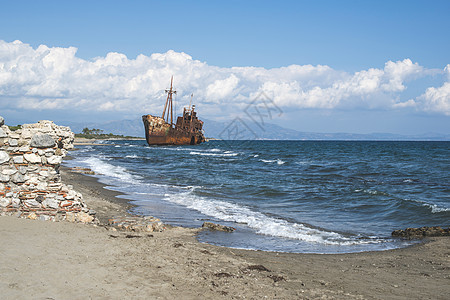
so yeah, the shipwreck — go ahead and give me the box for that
[142,77,205,145]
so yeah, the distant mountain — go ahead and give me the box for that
[202,118,450,141]
[60,118,449,141]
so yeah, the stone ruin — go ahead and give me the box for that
[0,116,95,223]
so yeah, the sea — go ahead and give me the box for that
[64,140,450,253]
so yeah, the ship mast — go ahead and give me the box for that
[162,76,176,125]
[189,93,193,111]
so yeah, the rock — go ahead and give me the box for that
[39,170,49,177]
[0,119,94,224]
[108,216,165,232]
[19,146,30,152]
[13,155,24,164]
[76,212,94,223]
[47,155,62,165]
[35,195,44,203]
[9,132,20,139]
[65,212,76,222]
[39,215,51,221]
[21,129,32,139]
[18,166,27,175]
[147,221,165,232]
[27,212,38,220]
[42,198,59,209]
[11,197,20,208]
[2,169,17,175]
[27,166,38,172]
[0,174,9,182]
[36,181,47,190]
[17,138,28,146]
[24,153,41,163]
[24,199,40,207]
[392,226,450,239]
[30,134,55,148]
[0,128,7,138]
[8,138,18,147]
[0,116,4,126]
[0,197,11,207]
[0,151,9,164]
[202,222,236,232]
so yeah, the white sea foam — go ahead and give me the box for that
[189,151,238,157]
[429,205,450,213]
[402,198,450,214]
[80,157,140,182]
[164,189,382,246]
[417,200,450,213]
[260,159,285,165]
[125,154,139,158]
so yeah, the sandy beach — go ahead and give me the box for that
[0,166,448,299]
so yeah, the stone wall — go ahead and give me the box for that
[0,117,94,223]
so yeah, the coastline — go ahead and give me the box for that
[73,137,145,146]
[0,163,449,299]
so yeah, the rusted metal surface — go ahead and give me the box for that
[142,77,205,145]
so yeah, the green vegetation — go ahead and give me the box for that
[75,127,140,140]
[8,125,22,131]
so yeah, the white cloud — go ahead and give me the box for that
[410,65,450,115]
[206,74,240,102]
[0,40,448,116]
[418,82,450,115]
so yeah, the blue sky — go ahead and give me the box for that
[0,0,449,135]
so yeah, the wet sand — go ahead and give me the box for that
[0,167,448,299]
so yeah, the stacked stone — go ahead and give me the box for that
[108,216,165,232]
[0,117,94,223]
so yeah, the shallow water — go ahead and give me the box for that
[65,140,449,253]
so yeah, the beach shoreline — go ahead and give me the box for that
[0,162,448,299]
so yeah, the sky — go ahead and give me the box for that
[0,0,449,135]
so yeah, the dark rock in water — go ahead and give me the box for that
[392,226,450,239]
[30,134,55,148]
[202,222,236,232]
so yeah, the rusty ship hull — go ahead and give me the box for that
[142,114,205,145]
[142,77,205,146]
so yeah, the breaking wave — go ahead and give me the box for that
[80,156,141,182]
[164,188,384,246]
[189,151,238,157]
[260,159,285,165]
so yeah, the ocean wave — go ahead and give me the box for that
[429,205,450,213]
[410,199,450,213]
[355,189,390,196]
[80,156,141,182]
[164,190,383,246]
[189,151,238,157]
[260,159,285,165]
